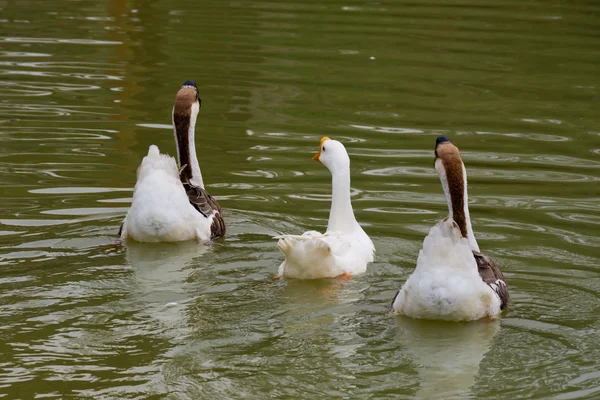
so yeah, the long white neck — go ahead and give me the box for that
[185,116,204,188]
[327,168,358,233]
[439,164,479,252]
[461,165,479,251]
[172,102,204,188]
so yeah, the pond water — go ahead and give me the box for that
[1,0,599,398]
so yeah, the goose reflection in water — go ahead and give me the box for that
[125,241,209,334]
[396,316,500,399]
[276,278,366,336]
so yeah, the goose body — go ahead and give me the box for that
[275,137,374,279]
[120,81,225,243]
[392,137,508,321]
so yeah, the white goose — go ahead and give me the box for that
[275,137,375,279]
[392,136,508,321]
[119,81,225,243]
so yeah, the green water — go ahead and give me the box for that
[1,0,600,398]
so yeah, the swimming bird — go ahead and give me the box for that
[119,81,225,242]
[391,136,508,321]
[274,137,375,279]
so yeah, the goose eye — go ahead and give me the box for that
[322,146,326,151]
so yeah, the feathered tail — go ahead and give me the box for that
[120,145,196,241]
[136,145,180,184]
[275,232,338,279]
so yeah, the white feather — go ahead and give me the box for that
[392,219,501,321]
[120,145,214,242]
[276,230,373,279]
[275,139,375,279]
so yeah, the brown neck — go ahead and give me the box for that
[173,111,192,183]
[443,156,468,238]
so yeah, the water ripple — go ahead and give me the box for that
[0,0,599,398]
[1,37,122,45]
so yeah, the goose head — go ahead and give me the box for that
[173,80,201,128]
[434,136,469,238]
[312,137,350,174]
[172,80,202,185]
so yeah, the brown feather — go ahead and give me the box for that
[437,143,468,238]
[183,182,225,240]
[173,88,197,183]
[473,250,509,310]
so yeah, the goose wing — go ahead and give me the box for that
[183,183,225,239]
[473,251,508,310]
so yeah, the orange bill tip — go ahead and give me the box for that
[312,151,321,162]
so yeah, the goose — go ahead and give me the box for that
[119,81,225,243]
[274,137,375,279]
[392,136,508,321]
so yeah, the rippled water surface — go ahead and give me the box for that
[1,0,600,398]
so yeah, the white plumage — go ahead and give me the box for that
[392,136,507,321]
[275,138,375,279]
[120,145,215,242]
[392,219,501,321]
[120,82,224,243]
[276,229,374,279]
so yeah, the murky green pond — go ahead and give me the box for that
[1,0,600,398]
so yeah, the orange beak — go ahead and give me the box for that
[312,136,330,162]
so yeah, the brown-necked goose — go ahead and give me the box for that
[119,81,225,242]
[392,136,508,321]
